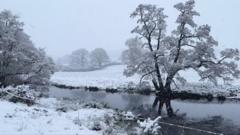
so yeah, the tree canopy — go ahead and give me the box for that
[90,48,110,68]
[0,10,55,87]
[70,48,89,69]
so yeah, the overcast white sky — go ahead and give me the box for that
[1,0,239,60]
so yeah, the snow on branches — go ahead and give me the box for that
[123,0,240,90]
[0,10,55,87]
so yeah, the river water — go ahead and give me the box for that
[49,86,240,134]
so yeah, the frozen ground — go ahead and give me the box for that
[0,97,164,135]
[0,97,125,135]
[51,65,240,97]
[51,65,139,89]
[0,85,163,135]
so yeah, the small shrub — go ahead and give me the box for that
[138,117,161,135]
[88,86,99,91]
[53,83,80,89]
[217,95,226,101]
[82,102,109,109]
[56,107,68,112]
[91,121,102,131]
[105,88,118,93]
[205,94,214,101]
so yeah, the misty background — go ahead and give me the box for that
[1,0,239,61]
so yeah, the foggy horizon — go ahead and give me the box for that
[1,0,240,61]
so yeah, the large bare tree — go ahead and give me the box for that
[123,0,240,116]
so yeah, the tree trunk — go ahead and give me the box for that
[0,76,6,87]
[153,89,174,117]
[165,96,174,117]
[158,99,164,115]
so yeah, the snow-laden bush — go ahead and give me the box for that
[73,113,114,134]
[138,117,161,135]
[0,85,37,105]
[121,111,135,120]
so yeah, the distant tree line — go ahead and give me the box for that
[0,10,55,87]
[57,48,110,71]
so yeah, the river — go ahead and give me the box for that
[49,86,240,135]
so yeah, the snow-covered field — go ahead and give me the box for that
[51,65,240,96]
[51,65,139,89]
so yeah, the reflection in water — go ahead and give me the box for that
[121,94,150,110]
[91,92,107,99]
[49,86,240,134]
[49,86,154,110]
[160,115,240,135]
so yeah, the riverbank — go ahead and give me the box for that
[0,98,111,134]
[52,83,240,102]
[1,85,240,135]
[0,85,163,135]
[0,97,147,135]
[49,86,240,135]
[51,65,240,100]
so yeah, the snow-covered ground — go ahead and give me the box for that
[0,85,162,135]
[51,65,240,97]
[0,97,164,135]
[0,98,117,135]
[51,65,139,89]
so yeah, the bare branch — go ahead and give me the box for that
[140,70,156,84]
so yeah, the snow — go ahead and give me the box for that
[0,85,36,101]
[0,98,119,135]
[51,65,139,89]
[227,93,240,99]
[236,93,240,98]
[51,65,240,96]
[122,111,135,120]
[138,116,161,134]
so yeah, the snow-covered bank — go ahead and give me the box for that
[0,98,118,135]
[0,84,163,135]
[51,65,240,98]
[0,96,164,135]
